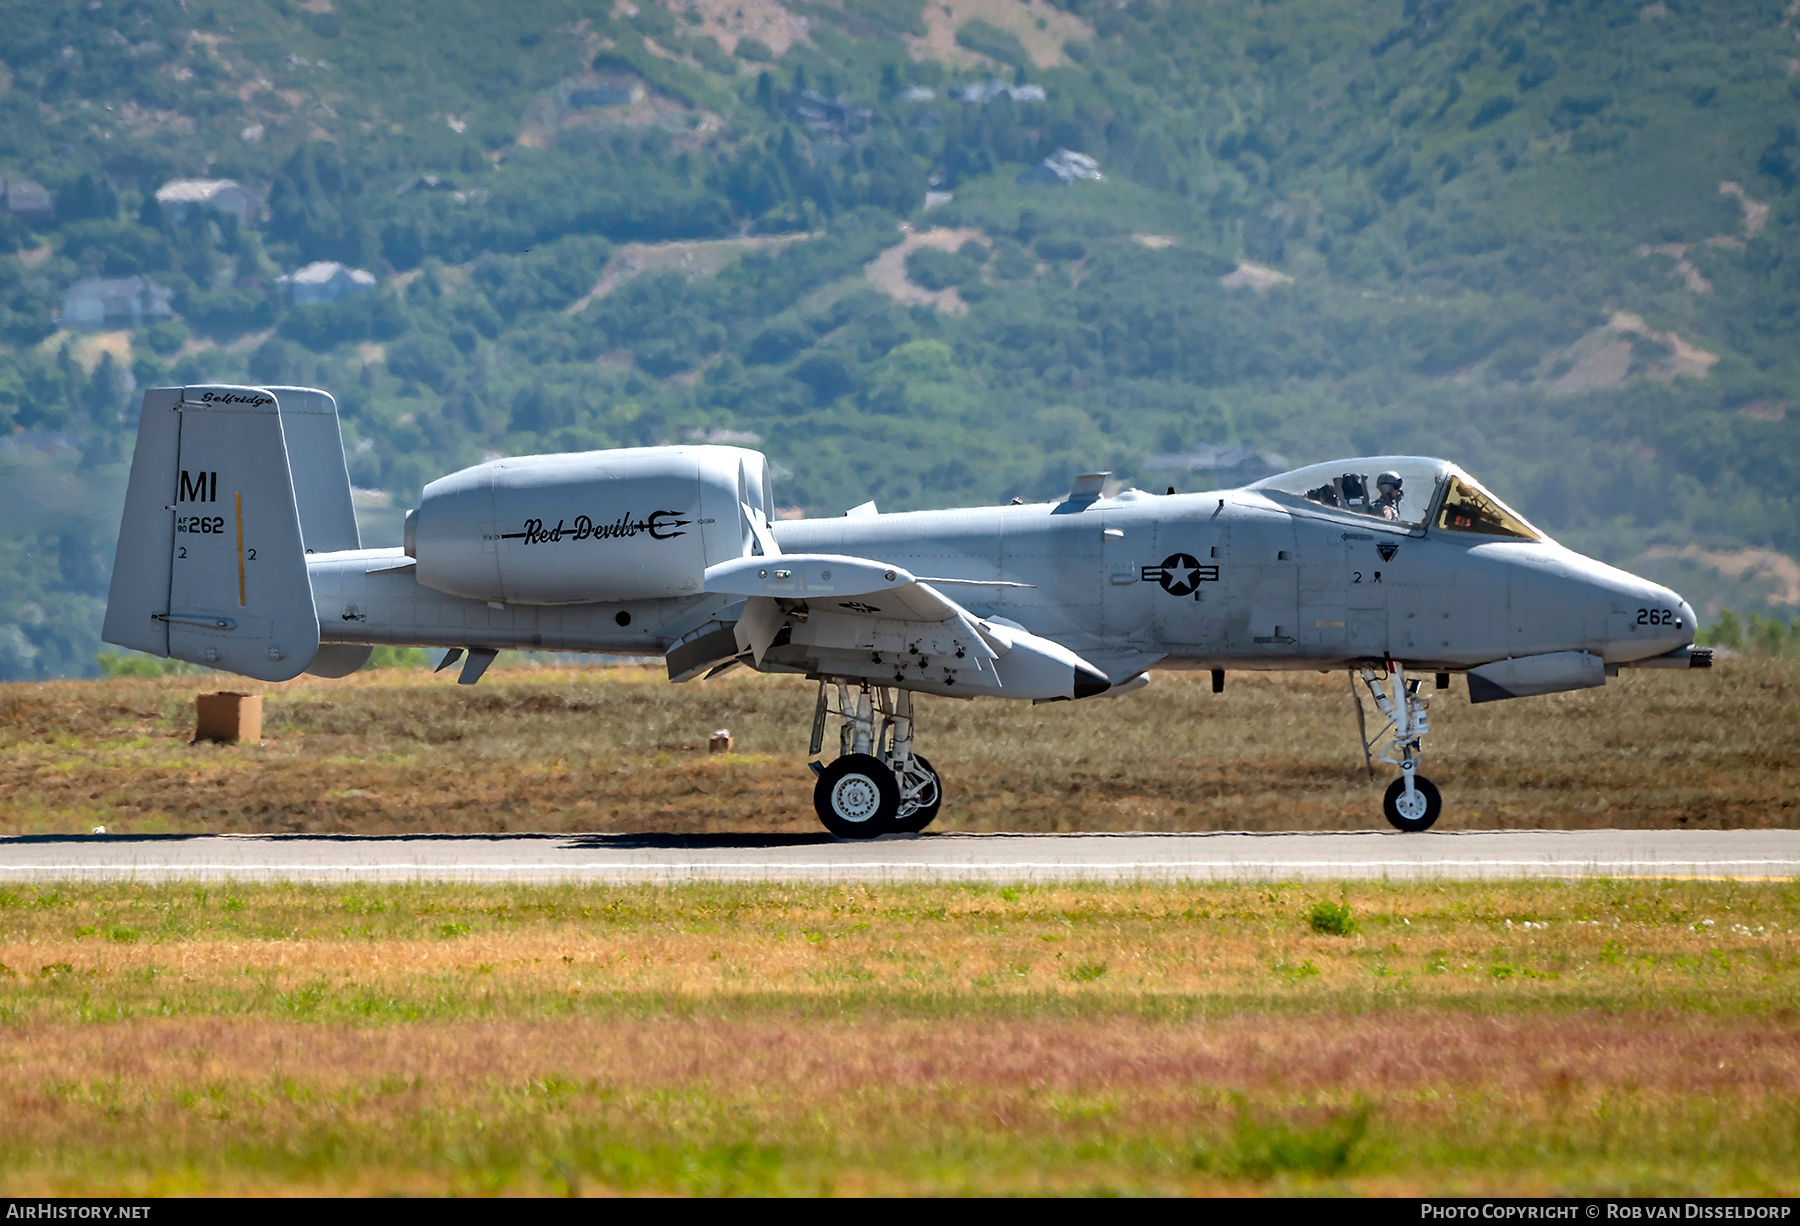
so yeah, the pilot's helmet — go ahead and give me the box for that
[1376,471,1403,499]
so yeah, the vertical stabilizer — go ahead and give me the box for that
[103,385,320,681]
[101,387,182,657]
[265,385,360,553]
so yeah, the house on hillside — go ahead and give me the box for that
[57,276,174,329]
[277,261,376,306]
[1017,149,1103,186]
[783,90,873,140]
[154,179,257,226]
[949,79,1047,104]
[569,75,645,108]
[3,178,54,218]
[393,174,458,197]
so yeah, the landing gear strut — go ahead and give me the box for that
[809,681,942,839]
[1354,664,1442,832]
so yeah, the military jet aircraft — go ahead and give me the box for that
[103,385,1710,836]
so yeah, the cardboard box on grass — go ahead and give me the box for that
[194,692,261,744]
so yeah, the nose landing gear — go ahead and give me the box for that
[1355,664,1441,832]
[808,681,943,838]
[1383,773,1442,832]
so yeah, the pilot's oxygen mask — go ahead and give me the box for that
[1305,473,1376,515]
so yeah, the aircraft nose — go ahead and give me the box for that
[1652,585,1697,641]
[1630,583,1696,657]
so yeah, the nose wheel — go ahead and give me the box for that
[1382,774,1441,832]
[808,682,943,839]
[1354,664,1444,832]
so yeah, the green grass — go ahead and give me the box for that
[1,878,1798,1194]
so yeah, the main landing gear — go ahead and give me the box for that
[809,681,942,839]
[1354,663,1442,832]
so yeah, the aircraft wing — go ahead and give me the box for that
[674,552,1109,701]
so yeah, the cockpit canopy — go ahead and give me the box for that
[1248,456,1543,541]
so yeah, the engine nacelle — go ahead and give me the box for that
[406,445,771,605]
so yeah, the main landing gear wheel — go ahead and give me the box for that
[1383,775,1442,832]
[889,754,942,835]
[814,752,901,839]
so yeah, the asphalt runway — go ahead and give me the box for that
[0,829,1796,884]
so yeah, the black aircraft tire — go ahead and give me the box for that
[814,753,901,839]
[1383,775,1442,833]
[889,755,942,835]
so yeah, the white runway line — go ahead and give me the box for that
[2,830,1798,883]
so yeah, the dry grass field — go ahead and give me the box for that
[0,879,1797,1195]
[0,658,1795,837]
[3,664,1798,1195]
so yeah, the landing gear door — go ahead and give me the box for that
[1101,512,1153,646]
[1344,531,1389,657]
[1231,513,1298,654]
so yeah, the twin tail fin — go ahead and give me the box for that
[102,384,357,682]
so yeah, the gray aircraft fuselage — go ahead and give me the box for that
[309,481,1695,680]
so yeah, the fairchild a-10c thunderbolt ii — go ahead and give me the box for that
[103,385,1711,835]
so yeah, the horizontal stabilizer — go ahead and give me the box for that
[306,644,372,678]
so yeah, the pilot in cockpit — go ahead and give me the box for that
[1372,471,1404,521]
[1304,470,1403,520]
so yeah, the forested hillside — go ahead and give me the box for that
[2,0,1797,679]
